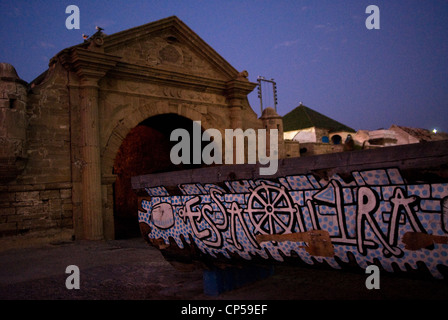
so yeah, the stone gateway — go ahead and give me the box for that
[0,16,287,243]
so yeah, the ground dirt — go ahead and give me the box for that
[0,237,447,300]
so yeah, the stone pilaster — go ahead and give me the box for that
[229,99,243,129]
[65,47,120,240]
[79,79,103,239]
[260,107,285,159]
[225,72,257,163]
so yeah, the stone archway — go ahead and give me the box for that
[0,17,263,242]
[98,102,211,240]
[112,113,208,239]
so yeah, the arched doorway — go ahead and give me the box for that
[331,135,342,145]
[112,114,207,239]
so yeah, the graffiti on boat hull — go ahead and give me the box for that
[138,167,448,278]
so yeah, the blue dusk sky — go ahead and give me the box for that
[1,0,447,132]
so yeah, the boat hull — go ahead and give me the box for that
[132,140,448,278]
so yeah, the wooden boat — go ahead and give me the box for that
[132,140,448,279]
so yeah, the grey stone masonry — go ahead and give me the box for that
[0,183,72,237]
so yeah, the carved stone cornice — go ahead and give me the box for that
[103,16,239,81]
[108,62,227,93]
[225,77,257,101]
[62,47,121,83]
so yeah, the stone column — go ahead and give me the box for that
[229,99,243,129]
[228,99,243,164]
[64,45,121,240]
[225,72,257,163]
[260,107,285,159]
[225,72,257,130]
[79,78,103,240]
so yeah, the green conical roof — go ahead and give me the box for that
[282,104,355,133]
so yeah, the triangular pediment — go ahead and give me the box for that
[102,16,238,81]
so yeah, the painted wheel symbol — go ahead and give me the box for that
[246,183,296,235]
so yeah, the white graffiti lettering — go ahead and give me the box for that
[139,168,448,278]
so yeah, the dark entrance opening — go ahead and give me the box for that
[112,114,207,239]
[331,135,342,145]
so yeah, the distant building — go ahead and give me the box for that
[282,104,356,156]
[282,104,448,156]
[352,125,448,149]
[353,129,398,148]
[389,125,448,145]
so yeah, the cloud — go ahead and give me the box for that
[314,23,340,33]
[274,39,299,49]
[351,15,363,22]
[31,41,56,51]
[39,41,55,49]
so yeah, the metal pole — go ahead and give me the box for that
[257,76,278,113]
[257,77,263,114]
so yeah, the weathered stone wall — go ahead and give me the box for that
[0,183,72,237]
[21,62,71,185]
[0,17,282,245]
[284,140,300,158]
[0,64,28,182]
[300,142,344,156]
[0,62,74,241]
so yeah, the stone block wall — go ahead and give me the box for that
[300,142,344,156]
[0,62,74,242]
[19,63,71,185]
[284,140,300,158]
[0,183,73,237]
